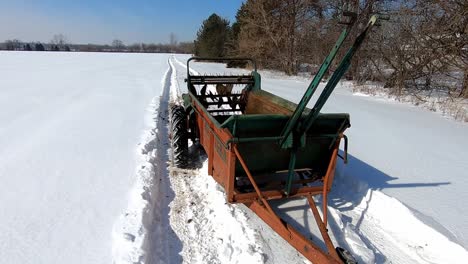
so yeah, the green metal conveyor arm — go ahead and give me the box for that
[299,15,378,135]
[283,15,380,196]
[279,20,355,149]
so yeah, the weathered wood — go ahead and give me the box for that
[245,92,294,115]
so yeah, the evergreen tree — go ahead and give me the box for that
[228,3,248,54]
[24,44,32,51]
[35,43,45,51]
[5,40,14,50]
[194,13,230,57]
[225,4,249,67]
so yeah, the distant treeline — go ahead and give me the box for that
[0,37,194,54]
[194,0,467,99]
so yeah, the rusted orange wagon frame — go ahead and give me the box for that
[173,15,380,264]
[186,90,347,263]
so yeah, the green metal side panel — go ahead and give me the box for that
[220,113,350,175]
[236,137,333,175]
[221,114,349,138]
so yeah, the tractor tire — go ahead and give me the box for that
[170,105,189,168]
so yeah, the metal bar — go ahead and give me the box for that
[207,109,242,113]
[234,186,324,203]
[275,168,313,173]
[233,146,277,216]
[337,135,348,164]
[187,57,257,72]
[191,81,252,84]
[208,126,215,175]
[199,94,242,98]
[191,80,254,85]
[226,148,236,203]
[279,25,354,148]
[299,16,378,134]
[248,201,343,264]
[226,134,339,147]
[190,76,254,80]
[204,102,241,106]
[323,189,329,227]
[190,75,253,78]
[321,139,341,226]
[307,195,342,262]
[239,177,322,190]
[343,134,348,164]
[285,149,297,196]
[227,136,283,144]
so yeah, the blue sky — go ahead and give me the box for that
[0,0,244,44]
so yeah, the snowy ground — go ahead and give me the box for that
[2,51,467,264]
[0,51,169,263]
[348,82,468,123]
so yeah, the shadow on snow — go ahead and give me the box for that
[270,152,450,263]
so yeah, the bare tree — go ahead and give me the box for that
[365,0,468,98]
[237,0,324,75]
[51,34,68,48]
[5,39,22,50]
[5,40,14,50]
[178,42,194,54]
[112,39,125,51]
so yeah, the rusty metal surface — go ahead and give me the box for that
[248,201,342,264]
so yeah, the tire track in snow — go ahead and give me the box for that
[145,57,183,264]
[112,57,182,264]
[169,55,269,263]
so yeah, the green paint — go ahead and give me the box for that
[300,15,379,134]
[280,27,352,149]
[250,71,262,91]
[285,149,297,196]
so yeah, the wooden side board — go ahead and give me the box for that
[245,91,294,115]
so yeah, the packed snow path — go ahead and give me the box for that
[0,51,170,264]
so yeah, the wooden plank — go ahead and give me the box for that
[245,92,294,115]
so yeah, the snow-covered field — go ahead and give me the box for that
[1,51,467,264]
[348,82,468,123]
[0,51,169,263]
